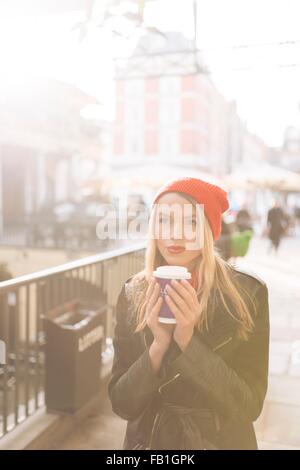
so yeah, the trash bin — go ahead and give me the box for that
[44,299,106,414]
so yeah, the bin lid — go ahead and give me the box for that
[54,311,90,329]
[46,300,104,328]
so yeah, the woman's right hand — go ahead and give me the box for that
[145,277,175,351]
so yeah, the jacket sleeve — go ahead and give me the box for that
[166,283,270,422]
[107,280,167,421]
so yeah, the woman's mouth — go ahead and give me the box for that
[167,245,186,254]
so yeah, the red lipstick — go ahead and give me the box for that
[167,245,186,254]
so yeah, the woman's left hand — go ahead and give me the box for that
[165,279,201,352]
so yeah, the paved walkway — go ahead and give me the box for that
[237,235,300,450]
[54,235,300,450]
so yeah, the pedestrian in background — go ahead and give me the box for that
[266,201,287,254]
[236,205,253,233]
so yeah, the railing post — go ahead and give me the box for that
[0,292,9,436]
[106,258,118,342]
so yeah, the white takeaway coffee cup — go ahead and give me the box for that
[152,266,191,324]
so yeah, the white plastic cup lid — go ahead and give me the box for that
[153,265,191,280]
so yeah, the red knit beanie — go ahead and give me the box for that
[152,177,229,241]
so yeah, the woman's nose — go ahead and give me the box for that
[170,222,183,240]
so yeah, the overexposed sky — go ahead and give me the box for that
[0,0,300,146]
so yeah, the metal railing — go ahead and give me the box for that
[0,242,146,438]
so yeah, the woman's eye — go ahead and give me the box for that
[159,217,196,226]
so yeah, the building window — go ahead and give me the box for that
[160,98,179,125]
[127,134,143,155]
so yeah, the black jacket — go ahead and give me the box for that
[107,267,270,450]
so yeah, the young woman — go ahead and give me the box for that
[108,177,270,450]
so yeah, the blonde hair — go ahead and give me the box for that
[127,194,257,341]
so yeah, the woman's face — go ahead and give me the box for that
[154,192,203,271]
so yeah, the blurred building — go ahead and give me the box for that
[0,78,108,234]
[241,129,269,168]
[112,31,269,179]
[269,126,300,173]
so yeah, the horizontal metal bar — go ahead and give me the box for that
[0,243,146,292]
